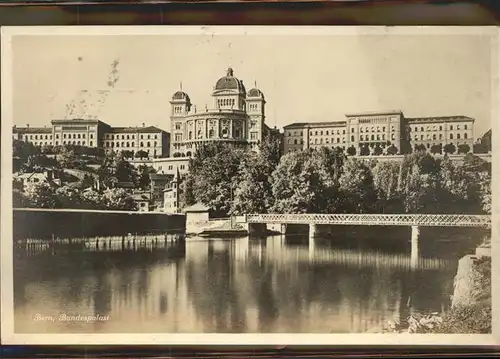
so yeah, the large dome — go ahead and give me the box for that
[172,91,190,101]
[214,68,246,93]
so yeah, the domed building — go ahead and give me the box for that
[169,68,272,157]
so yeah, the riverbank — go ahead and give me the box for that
[385,236,492,334]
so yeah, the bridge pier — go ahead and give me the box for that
[411,225,420,268]
[309,224,331,238]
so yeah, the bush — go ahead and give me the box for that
[433,303,491,334]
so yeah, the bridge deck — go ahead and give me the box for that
[235,214,491,228]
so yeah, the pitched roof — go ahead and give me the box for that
[13,127,52,134]
[345,110,403,117]
[284,121,346,129]
[109,126,166,133]
[115,181,136,188]
[183,202,210,213]
[407,116,474,123]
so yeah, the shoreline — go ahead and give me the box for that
[382,235,492,334]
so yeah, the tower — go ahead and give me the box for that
[212,68,247,111]
[246,86,266,150]
[169,90,191,157]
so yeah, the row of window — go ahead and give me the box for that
[248,103,259,111]
[61,133,94,140]
[24,140,95,147]
[105,134,158,140]
[22,134,52,140]
[30,141,52,147]
[174,128,249,141]
[411,133,469,141]
[310,129,346,136]
[410,124,469,132]
[20,133,97,140]
[218,98,236,107]
[287,123,472,138]
[57,141,94,147]
[173,106,184,114]
[158,164,186,171]
[104,141,158,148]
[301,133,398,145]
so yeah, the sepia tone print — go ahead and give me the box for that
[0,26,497,345]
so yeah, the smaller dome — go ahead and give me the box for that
[247,88,264,99]
[172,91,190,101]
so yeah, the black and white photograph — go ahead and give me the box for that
[1,26,498,345]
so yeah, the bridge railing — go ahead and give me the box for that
[234,213,491,228]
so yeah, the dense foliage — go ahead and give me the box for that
[183,141,491,217]
[13,142,153,211]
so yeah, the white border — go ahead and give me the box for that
[1,25,499,346]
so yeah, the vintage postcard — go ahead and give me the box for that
[1,26,498,345]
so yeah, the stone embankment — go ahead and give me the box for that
[385,236,492,334]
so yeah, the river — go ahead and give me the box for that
[13,227,486,333]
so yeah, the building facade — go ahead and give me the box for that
[13,119,170,158]
[283,110,475,155]
[169,68,274,157]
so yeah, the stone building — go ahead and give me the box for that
[163,169,182,213]
[169,67,274,157]
[283,110,475,155]
[13,119,170,158]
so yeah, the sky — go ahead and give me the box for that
[10,30,493,137]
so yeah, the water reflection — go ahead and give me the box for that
[13,228,485,333]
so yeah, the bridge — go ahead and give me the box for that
[234,213,491,267]
[235,214,491,228]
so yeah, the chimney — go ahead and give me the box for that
[26,124,30,128]
[142,123,145,127]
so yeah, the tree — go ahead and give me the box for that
[443,143,456,155]
[137,165,155,190]
[59,146,76,168]
[480,174,491,214]
[187,142,246,216]
[346,146,356,156]
[430,143,442,155]
[231,135,282,215]
[386,144,398,155]
[372,161,403,212]
[23,182,58,208]
[98,151,138,189]
[13,189,26,207]
[121,150,135,159]
[55,186,83,209]
[271,148,344,214]
[462,153,490,174]
[458,143,471,155]
[473,143,487,154]
[359,145,370,156]
[41,144,55,155]
[13,139,40,162]
[398,151,442,214]
[81,189,105,209]
[80,174,95,189]
[102,188,137,211]
[414,144,426,152]
[373,145,383,156]
[338,158,378,213]
[181,174,196,207]
[135,150,149,159]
